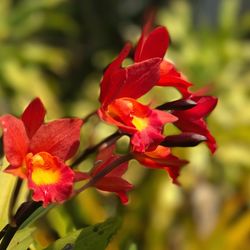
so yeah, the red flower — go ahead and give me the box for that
[0,98,83,207]
[75,144,132,204]
[134,19,192,96]
[172,95,218,153]
[134,145,188,184]
[98,97,177,152]
[99,43,161,109]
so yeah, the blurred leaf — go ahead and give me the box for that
[45,217,121,250]
[0,172,16,228]
[8,227,35,250]
[44,229,81,250]
[20,206,53,231]
[47,206,76,237]
[74,217,121,250]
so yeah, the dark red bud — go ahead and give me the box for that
[162,133,207,147]
[157,99,197,111]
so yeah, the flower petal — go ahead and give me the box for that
[177,96,218,119]
[135,146,188,184]
[93,144,129,177]
[158,60,192,96]
[174,118,217,153]
[0,115,29,166]
[26,152,74,207]
[30,118,83,161]
[100,43,132,105]
[134,26,170,62]
[4,164,27,179]
[101,58,161,108]
[95,176,133,204]
[21,98,46,139]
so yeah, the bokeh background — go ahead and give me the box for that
[0,0,250,249]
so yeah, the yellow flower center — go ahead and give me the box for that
[132,116,148,131]
[27,152,61,185]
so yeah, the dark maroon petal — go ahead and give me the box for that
[157,99,197,111]
[162,133,207,147]
[174,118,217,153]
[21,98,46,139]
[0,115,29,166]
[30,118,83,160]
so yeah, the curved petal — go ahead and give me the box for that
[30,118,83,161]
[95,176,133,204]
[99,43,132,105]
[135,146,188,184]
[158,60,192,97]
[4,164,27,179]
[101,58,161,107]
[21,98,46,139]
[174,118,217,153]
[0,115,29,167]
[134,26,170,62]
[26,152,74,207]
[178,96,218,119]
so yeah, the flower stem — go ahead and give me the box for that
[71,131,122,168]
[8,178,23,224]
[0,201,42,250]
[82,110,97,123]
[75,153,133,194]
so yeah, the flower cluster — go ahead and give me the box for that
[0,20,217,207]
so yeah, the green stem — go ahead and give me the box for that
[82,110,97,123]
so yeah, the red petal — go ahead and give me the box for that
[4,165,27,179]
[101,58,161,107]
[134,26,170,62]
[131,128,164,153]
[26,152,74,207]
[74,171,90,182]
[135,146,188,184]
[93,144,129,177]
[158,61,192,96]
[21,98,46,139]
[100,43,132,105]
[178,96,218,119]
[0,115,29,166]
[30,118,83,160]
[95,176,132,204]
[174,118,217,153]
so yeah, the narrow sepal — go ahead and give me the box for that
[162,133,207,147]
[157,99,197,111]
[0,115,29,167]
[21,98,46,139]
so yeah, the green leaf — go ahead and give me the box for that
[74,217,121,250]
[45,217,121,250]
[44,229,81,250]
[8,227,35,250]
[0,172,16,228]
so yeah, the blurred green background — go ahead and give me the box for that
[0,0,250,249]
